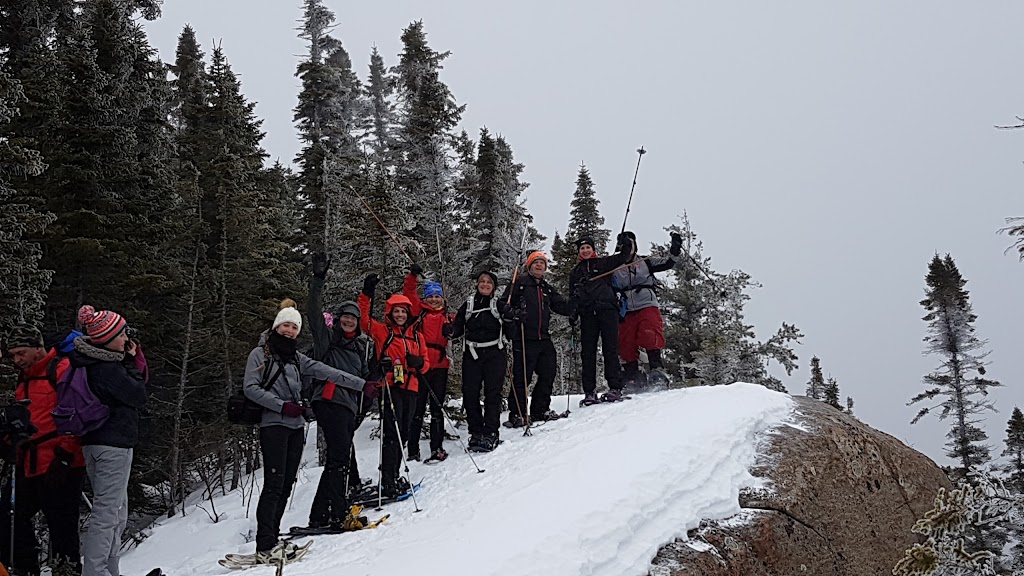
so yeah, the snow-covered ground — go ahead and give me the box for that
[122,382,794,576]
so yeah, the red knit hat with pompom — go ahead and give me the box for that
[78,305,127,345]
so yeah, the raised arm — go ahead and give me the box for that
[307,259,331,360]
[403,270,423,317]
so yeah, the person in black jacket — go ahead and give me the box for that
[73,305,148,576]
[569,233,637,404]
[305,254,375,529]
[504,252,574,427]
[447,270,509,452]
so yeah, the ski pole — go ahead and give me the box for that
[375,415,384,512]
[382,384,422,513]
[621,147,646,234]
[423,383,484,473]
[348,185,414,263]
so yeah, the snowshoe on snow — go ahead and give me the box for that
[349,480,422,508]
[444,430,460,441]
[579,393,601,407]
[218,540,312,569]
[424,448,448,464]
[287,505,389,536]
[503,414,526,429]
[600,389,631,403]
[533,409,564,422]
[470,433,502,452]
[646,368,671,390]
[468,435,483,450]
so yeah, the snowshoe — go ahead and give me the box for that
[424,448,448,464]
[219,540,312,569]
[532,409,564,422]
[287,505,389,536]
[623,370,648,392]
[502,414,526,429]
[600,389,631,403]
[444,430,460,441]
[579,393,601,407]
[349,480,422,508]
[469,434,502,452]
[468,435,483,450]
[646,368,671,390]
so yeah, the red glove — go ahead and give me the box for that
[363,380,381,401]
[281,402,305,418]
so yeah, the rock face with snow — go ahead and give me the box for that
[650,396,951,576]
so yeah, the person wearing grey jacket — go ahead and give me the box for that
[243,299,370,559]
[303,253,375,530]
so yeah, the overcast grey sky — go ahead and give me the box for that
[144,1,1024,464]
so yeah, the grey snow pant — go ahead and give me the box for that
[82,446,133,576]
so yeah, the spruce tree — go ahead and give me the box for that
[0,70,52,334]
[363,45,396,161]
[1004,408,1024,495]
[909,254,1000,481]
[805,356,825,400]
[550,164,610,291]
[823,376,842,410]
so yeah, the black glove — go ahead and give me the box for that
[409,262,423,277]
[312,252,330,279]
[406,354,425,371]
[0,401,36,439]
[669,232,682,257]
[441,323,454,338]
[378,356,394,374]
[362,273,380,297]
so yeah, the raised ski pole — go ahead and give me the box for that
[349,185,415,263]
[424,385,485,473]
[382,383,422,513]
[621,147,647,234]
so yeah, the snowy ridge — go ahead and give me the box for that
[122,382,793,576]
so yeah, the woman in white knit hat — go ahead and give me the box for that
[242,298,378,563]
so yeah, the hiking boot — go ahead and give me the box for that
[382,476,412,498]
[407,445,421,461]
[425,448,448,463]
[580,393,600,406]
[647,368,671,389]
[504,414,525,428]
[601,389,624,402]
[468,435,483,450]
[533,409,561,422]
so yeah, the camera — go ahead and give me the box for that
[0,400,36,440]
[125,326,139,340]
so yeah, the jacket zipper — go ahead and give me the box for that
[536,285,543,338]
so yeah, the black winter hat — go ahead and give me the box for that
[574,236,596,250]
[476,270,499,286]
[6,324,44,350]
[334,301,360,320]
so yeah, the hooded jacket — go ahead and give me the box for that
[243,331,365,429]
[504,273,573,341]
[403,272,452,370]
[307,276,372,414]
[70,337,148,449]
[611,254,678,312]
[11,348,86,477]
[568,240,637,312]
[358,292,430,393]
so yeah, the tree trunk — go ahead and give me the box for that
[169,240,201,517]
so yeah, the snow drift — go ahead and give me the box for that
[121,382,794,575]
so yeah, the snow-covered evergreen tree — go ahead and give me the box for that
[0,70,53,334]
[805,356,825,400]
[363,46,397,162]
[909,254,1001,482]
[823,375,842,410]
[1003,407,1024,571]
[550,164,610,292]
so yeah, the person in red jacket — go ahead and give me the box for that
[403,263,453,463]
[358,273,430,497]
[1,325,86,575]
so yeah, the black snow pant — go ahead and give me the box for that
[256,425,304,551]
[580,307,623,394]
[309,402,357,525]
[509,338,557,421]
[380,386,417,488]
[462,346,506,437]
[409,368,449,455]
[0,465,85,574]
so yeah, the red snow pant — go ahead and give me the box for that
[618,306,666,363]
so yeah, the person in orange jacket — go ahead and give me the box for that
[358,273,430,497]
[1,325,86,575]
[402,263,454,463]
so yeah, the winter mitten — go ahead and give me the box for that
[0,401,36,438]
[669,232,683,256]
[441,323,454,338]
[362,274,380,297]
[363,380,382,401]
[406,354,425,371]
[312,252,330,279]
[281,402,305,418]
[409,262,423,277]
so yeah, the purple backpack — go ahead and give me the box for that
[51,366,110,436]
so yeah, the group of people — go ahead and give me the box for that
[0,226,684,571]
[1,306,149,576]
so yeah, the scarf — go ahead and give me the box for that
[74,336,126,362]
[267,330,298,362]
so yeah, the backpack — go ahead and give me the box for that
[50,366,110,437]
[226,358,289,426]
